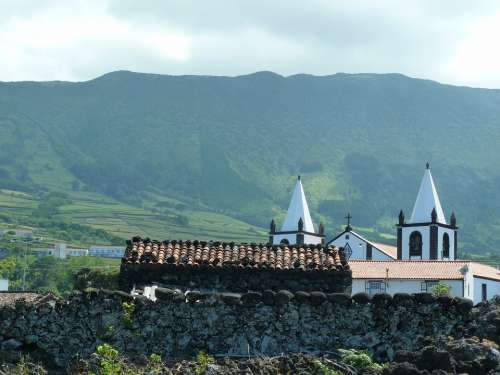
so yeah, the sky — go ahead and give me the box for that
[1,0,500,88]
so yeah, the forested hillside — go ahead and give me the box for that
[1,71,500,254]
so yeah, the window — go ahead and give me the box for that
[482,283,487,302]
[409,231,423,258]
[442,233,450,259]
[344,243,352,260]
[365,280,386,296]
[345,234,350,240]
[366,244,372,260]
[421,280,439,292]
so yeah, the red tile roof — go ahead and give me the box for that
[371,242,398,259]
[471,262,500,281]
[123,238,349,272]
[350,260,470,280]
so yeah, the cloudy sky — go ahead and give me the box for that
[1,0,500,88]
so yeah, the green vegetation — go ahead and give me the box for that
[313,360,342,375]
[338,349,387,373]
[95,344,121,375]
[0,251,119,295]
[431,281,452,297]
[195,352,215,375]
[0,71,500,258]
[121,302,135,329]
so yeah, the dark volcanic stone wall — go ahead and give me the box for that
[0,290,487,368]
[120,265,352,293]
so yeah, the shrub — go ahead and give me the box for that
[313,360,342,375]
[339,349,387,373]
[122,302,135,329]
[96,344,121,375]
[195,352,215,375]
[431,282,452,297]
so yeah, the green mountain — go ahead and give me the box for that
[1,71,500,254]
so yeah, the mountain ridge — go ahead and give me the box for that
[1,70,500,254]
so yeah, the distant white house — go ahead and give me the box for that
[33,243,88,259]
[88,246,125,258]
[350,260,500,305]
[0,228,33,239]
[0,279,8,291]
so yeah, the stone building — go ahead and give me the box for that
[119,237,351,294]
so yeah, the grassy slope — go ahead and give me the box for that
[1,72,500,254]
[0,189,266,246]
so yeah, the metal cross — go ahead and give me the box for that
[345,212,352,228]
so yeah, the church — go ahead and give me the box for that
[269,164,500,304]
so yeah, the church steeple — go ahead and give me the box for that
[409,163,446,224]
[280,176,315,232]
[399,164,458,261]
[269,176,324,246]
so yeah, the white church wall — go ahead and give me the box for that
[303,234,323,245]
[352,278,464,297]
[473,277,500,305]
[463,267,474,301]
[272,233,296,245]
[272,233,322,246]
[437,227,455,260]
[329,234,392,260]
[402,226,430,260]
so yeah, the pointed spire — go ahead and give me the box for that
[431,207,437,223]
[269,219,276,234]
[298,217,304,231]
[409,165,446,224]
[319,222,325,235]
[280,177,315,232]
[398,210,405,225]
[450,212,457,227]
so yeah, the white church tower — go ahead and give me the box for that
[269,176,325,246]
[396,163,458,260]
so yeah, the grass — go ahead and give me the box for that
[0,188,267,247]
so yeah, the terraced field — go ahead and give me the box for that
[0,189,267,246]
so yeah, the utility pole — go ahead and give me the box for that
[11,236,41,291]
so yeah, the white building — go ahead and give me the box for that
[396,163,457,261]
[88,245,125,258]
[328,164,500,303]
[350,260,500,305]
[33,243,88,259]
[268,176,325,246]
[0,279,8,291]
[328,223,396,260]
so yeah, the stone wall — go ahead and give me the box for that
[120,265,352,293]
[0,289,487,368]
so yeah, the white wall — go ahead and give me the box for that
[272,233,322,246]
[402,225,430,260]
[330,234,392,260]
[472,277,500,305]
[0,279,8,291]
[352,278,464,297]
[437,227,456,260]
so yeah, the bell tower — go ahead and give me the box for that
[269,176,325,246]
[396,164,458,260]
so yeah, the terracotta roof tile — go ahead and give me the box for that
[471,262,500,281]
[123,238,348,272]
[371,242,398,259]
[350,260,470,280]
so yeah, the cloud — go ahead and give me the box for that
[0,0,500,88]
